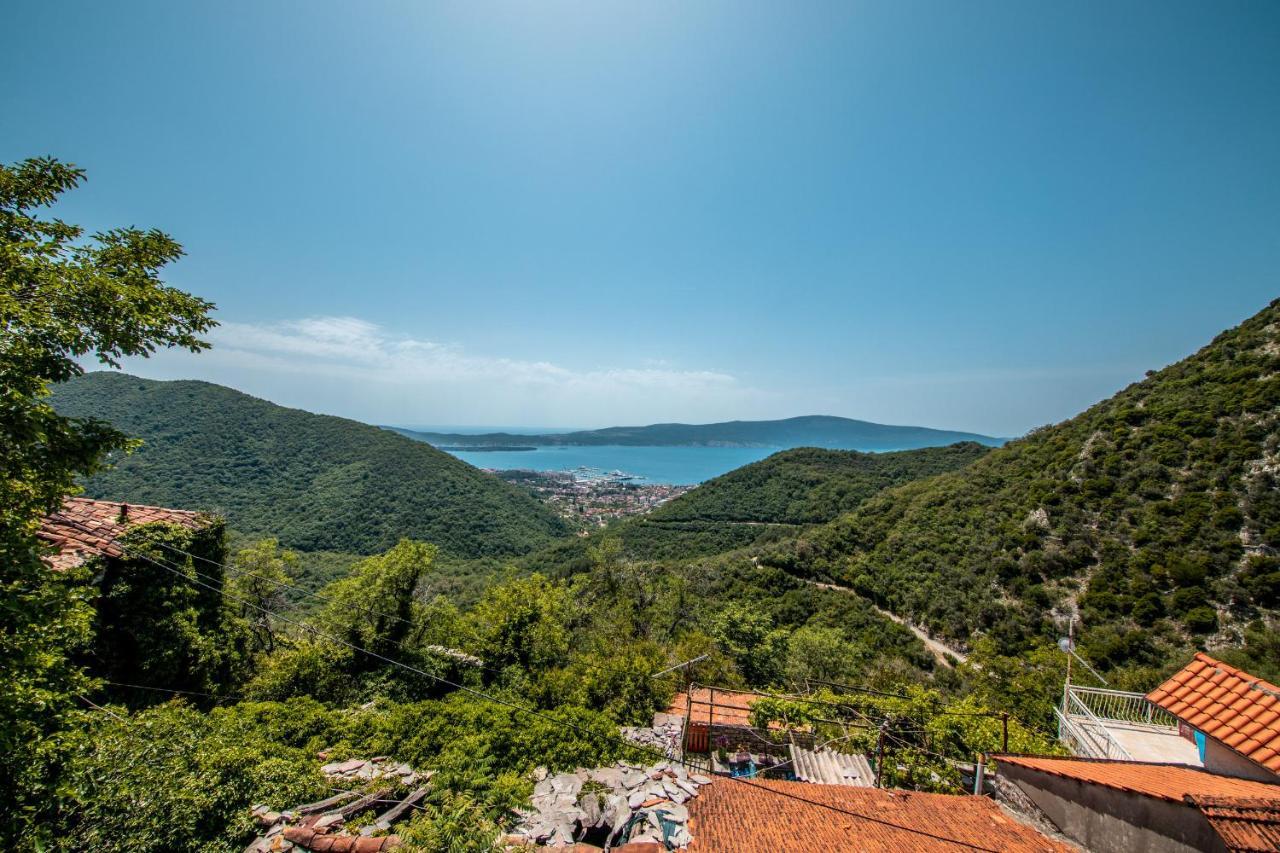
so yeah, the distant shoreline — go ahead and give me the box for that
[436,445,537,452]
[385,415,1005,452]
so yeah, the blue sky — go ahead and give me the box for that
[4,1,1278,435]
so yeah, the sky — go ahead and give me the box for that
[4,1,1278,436]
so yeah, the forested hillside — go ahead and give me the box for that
[523,443,989,569]
[652,443,992,525]
[50,373,569,556]
[763,300,1280,680]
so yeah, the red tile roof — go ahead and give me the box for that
[668,687,782,729]
[1186,795,1280,853]
[686,778,1069,852]
[1147,652,1280,775]
[281,828,401,852]
[993,754,1280,802]
[37,497,210,570]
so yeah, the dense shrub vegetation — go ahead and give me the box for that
[762,300,1280,680]
[50,372,569,556]
[651,442,991,525]
[521,443,989,566]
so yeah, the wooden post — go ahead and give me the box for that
[685,683,694,753]
[875,720,887,788]
[1001,713,1009,753]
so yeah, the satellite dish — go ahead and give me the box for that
[1058,637,1075,653]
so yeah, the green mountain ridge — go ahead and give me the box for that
[49,373,569,557]
[651,442,994,525]
[760,298,1280,676]
[524,441,991,571]
[389,414,1004,450]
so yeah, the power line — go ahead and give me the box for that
[72,699,430,815]
[101,680,241,702]
[153,538,671,685]
[152,539,487,670]
[77,693,127,722]
[802,678,1057,743]
[72,524,996,851]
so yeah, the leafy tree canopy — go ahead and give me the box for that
[0,156,214,844]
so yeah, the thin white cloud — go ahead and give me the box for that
[124,315,769,426]
[112,315,1132,434]
[211,316,738,391]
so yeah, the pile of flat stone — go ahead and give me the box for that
[507,760,712,849]
[320,756,425,786]
[244,756,431,853]
[620,712,685,761]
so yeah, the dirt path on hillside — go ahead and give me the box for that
[802,579,969,668]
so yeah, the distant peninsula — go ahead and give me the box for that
[385,415,1004,451]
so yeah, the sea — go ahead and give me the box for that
[442,445,780,486]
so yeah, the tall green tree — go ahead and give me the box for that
[322,539,438,659]
[0,156,215,843]
[228,539,299,653]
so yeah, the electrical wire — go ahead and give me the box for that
[77,693,128,722]
[67,523,999,851]
[72,698,430,815]
[101,680,241,702]
[152,538,684,686]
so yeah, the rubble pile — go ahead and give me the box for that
[507,760,712,849]
[320,756,427,786]
[244,757,432,853]
[620,712,685,761]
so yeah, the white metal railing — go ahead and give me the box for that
[1055,707,1120,760]
[1060,689,1134,760]
[1067,686,1177,728]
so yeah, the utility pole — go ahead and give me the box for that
[875,719,888,788]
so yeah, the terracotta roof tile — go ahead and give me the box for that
[667,687,783,730]
[282,828,401,851]
[1148,653,1280,775]
[685,778,1068,851]
[38,497,211,571]
[1185,795,1280,852]
[993,755,1280,803]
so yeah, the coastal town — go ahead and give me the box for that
[495,468,693,529]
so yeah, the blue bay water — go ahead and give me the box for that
[443,445,782,485]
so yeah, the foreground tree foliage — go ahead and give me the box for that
[0,156,215,845]
[92,522,250,704]
[47,693,639,853]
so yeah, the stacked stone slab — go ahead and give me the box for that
[244,757,431,853]
[508,760,712,849]
[620,712,685,761]
[320,756,426,786]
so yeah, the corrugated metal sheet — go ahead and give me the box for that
[788,744,875,786]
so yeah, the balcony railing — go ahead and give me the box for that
[1058,688,1134,761]
[1066,686,1177,728]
